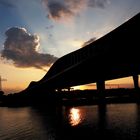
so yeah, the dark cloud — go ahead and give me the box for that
[42,0,110,22]
[0,0,15,8]
[47,1,73,21]
[82,37,96,47]
[1,27,58,71]
[88,0,109,8]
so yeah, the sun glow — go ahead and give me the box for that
[0,62,46,94]
[72,84,96,90]
[72,76,135,91]
[62,39,84,48]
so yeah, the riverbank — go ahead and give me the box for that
[0,88,140,107]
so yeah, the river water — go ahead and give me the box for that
[0,103,140,140]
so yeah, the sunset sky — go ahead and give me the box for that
[0,0,140,94]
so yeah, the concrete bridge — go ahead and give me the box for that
[28,12,140,92]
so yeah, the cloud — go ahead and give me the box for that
[0,0,15,8]
[46,25,54,30]
[1,27,58,71]
[42,0,109,22]
[82,37,96,47]
[88,0,110,8]
[47,0,73,21]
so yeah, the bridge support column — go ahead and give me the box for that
[96,80,105,101]
[97,80,105,92]
[133,75,139,89]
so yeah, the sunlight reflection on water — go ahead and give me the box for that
[69,108,82,126]
[0,103,140,140]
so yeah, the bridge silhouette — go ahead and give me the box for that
[27,12,140,93]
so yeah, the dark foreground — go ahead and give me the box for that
[1,89,140,140]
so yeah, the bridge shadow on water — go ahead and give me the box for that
[31,101,140,140]
[27,88,140,140]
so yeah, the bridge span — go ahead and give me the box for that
[28,12,140,92]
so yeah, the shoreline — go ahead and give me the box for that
[0,88,140,107]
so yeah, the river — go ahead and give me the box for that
[0,103,140,140]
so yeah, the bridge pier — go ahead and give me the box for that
[96,80,105,92]
[96,80,105,101]
[133,75,139,89]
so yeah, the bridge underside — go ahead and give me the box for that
[27,13,140,93]
[36,60,140,91]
